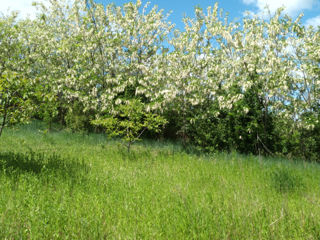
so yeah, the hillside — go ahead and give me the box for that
[0,122,319,239]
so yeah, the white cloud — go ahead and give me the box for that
[0,0,38,18]
[305,15,320,27]
[243,0,317,16]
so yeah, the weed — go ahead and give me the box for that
[271,167,305,194]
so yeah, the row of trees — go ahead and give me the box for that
[0,0,319,160]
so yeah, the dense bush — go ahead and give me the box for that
[0,0,319,160]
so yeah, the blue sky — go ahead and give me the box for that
[95,0,248,29]
[95,0,320,29]
[1,0,320,28]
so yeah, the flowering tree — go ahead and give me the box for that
[0,14,35,136]
[1,0,319,159]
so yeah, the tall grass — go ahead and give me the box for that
[0,121,320,239]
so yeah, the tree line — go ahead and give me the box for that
[0,0,319,160]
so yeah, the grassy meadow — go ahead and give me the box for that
[0,121,320,239]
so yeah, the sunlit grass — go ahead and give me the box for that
[0,121,320,239]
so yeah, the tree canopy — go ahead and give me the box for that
[0,0,319,160]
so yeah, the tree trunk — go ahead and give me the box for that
[0,101,8,137]
[127,142,131,153]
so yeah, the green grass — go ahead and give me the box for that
[1,121,320,239]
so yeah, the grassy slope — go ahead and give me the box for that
[0,121,320,239]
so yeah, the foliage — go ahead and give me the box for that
[0,72,34,137]
[92,99,167,152]
[0,0,319,160]
[65,102,93,133]
[0,14,32,136]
